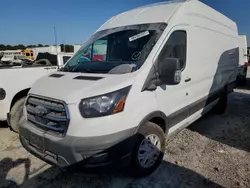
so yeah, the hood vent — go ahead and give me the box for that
[49,74,65,78]
[74,76,103,81]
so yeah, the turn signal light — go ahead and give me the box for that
[113,96,126,113]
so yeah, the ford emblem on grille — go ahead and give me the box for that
[33,106,49,116]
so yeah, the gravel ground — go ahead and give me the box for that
[1,80,250,188]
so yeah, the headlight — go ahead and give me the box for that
[79,86,131,118]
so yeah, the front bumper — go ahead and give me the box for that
[19,119,137,168]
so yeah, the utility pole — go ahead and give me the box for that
[63,39,66,52]
[54,26,58,53]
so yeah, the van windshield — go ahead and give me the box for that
[62,23,166,74]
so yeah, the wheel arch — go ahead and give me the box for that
[10,88,30,110]
[135,111,169,134]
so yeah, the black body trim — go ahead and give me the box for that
[189,90,221,116]
[49,74,65,78]
[168,105,189,127]
[138,84,232,131]
[74,76,103,81]
[168,88,222,128]
[136,111,169,133]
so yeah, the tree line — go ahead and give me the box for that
[0,44,75,52]
[0,44,50,51]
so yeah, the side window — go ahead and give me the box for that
[81,45,92,61]
[92,40,107,61]
[78,39,108,62]
[158,30,187,70]
[63,56,71,64]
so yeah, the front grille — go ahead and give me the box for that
[26,96,69,136]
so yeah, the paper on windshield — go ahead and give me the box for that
[129,31,150,42]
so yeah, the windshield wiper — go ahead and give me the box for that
[77,68,92,73]
[59,66,70,72]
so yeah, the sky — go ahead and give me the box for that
[1,0,249,46]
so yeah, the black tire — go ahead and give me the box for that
[237,76,247,86]
[9,97,26,133]
[241,77,247,85]
[130,122,165,177]
[212,91,227,114]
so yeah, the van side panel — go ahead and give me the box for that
[188,24,238,102]
[152,0,238,133]
[179,0,238,112]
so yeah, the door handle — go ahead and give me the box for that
[185,78,191,82]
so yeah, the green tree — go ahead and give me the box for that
[65,45,74,52]
[27,45,36,48]
[60,44,74,52]
[15,44,25,50]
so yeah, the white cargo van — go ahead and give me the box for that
[19,0,239,176]
[237,35,248,84]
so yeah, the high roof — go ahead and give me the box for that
[98,1,183,31]
[97,0,236,33]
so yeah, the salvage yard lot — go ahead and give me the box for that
[1,82,250,188]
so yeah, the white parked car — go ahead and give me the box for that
[19,0,239,176]
[1,54,32,64]
[0,53,73,132]
[237,35,248,84]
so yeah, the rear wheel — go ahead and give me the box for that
[130,122,165,177]
[9,97,26,133]
[212,90,227,114]
[241,77,247,85]
[237,75,247,86]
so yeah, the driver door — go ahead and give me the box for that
[155,26,192,131]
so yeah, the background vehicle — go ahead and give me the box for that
[36,52,74,67]
[1,50,22,62]
[1,54,33,65]
[22,49,34,61]
[0,50,22,57]
[19,0,239,176]
[0,52,73,132]
[27,46,61,60]
[237,35,248,84]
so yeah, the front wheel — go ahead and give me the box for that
[130,122,165,177]
[9,97,26,133]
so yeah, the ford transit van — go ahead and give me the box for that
[19,0,239,176]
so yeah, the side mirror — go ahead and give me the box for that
[157,58,182,85]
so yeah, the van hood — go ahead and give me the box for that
[29,72,136,104]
